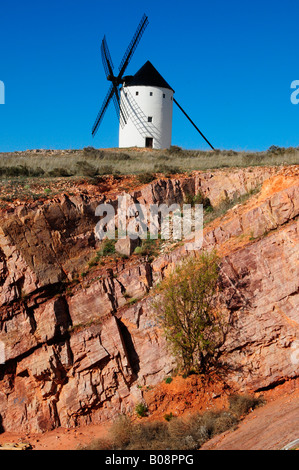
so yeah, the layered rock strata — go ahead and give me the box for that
[0,166,298,432]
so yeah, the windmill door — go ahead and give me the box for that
[145,137,153,148]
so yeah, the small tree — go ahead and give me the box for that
[153,251,225,375]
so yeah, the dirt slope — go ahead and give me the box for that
[201,380,299,450]
[0,379,297,450]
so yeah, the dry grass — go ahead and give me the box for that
[228,393,265,417]
[0,145,298,179]
[78,393,265,450]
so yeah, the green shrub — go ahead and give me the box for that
[153,251,225,375]
[97,239,116,258]
[135,402,148,418]
[164,377,173,384]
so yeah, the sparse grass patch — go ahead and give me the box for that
[86,239,117,270]
[0,165,45,177]
[75,161,98,177]
[97,239,116,258]
[47,167,72,177]
[183,191,212,209]
[79,392,265,450]
[154,163,181,176]
[137,172,156,185]
[134,237,161,259]
[203,186,262,227]
[0,146,298,183]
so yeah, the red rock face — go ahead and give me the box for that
[0,166,298,433]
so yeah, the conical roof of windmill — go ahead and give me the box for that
[123,61,174,91]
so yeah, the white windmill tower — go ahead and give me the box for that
[119,61,174,149]
[92,15,214,151]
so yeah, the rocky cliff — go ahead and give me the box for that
[0,166,298,433]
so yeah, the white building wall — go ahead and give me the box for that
[119,85,174,149]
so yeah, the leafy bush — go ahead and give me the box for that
[99,239,116,256]
[153,251,226,375]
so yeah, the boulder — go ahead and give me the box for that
[115,236,140,257]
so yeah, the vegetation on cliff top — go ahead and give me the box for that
[0,145,298,180]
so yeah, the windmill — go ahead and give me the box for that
[92,14,214,150]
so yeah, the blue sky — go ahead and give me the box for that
[0,0,299,152]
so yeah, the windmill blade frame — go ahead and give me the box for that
[101,36,114,79]
[117,14,149,80]
[173,98,214,150]
[92,84,115,136]
[101,36,127,124]
[92,14,148,137]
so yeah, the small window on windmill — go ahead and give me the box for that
[163,93,166,98]
[136,91,139,96]
[148,116,153,123]
[150,92,153,96]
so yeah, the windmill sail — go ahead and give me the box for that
[92,14,149,137]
